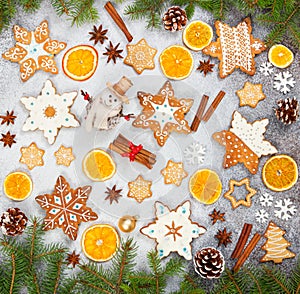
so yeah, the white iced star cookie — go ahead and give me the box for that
[21,80,80,144]
[140,201,206,260]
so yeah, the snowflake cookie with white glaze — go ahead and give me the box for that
[21,80,80,144]
[2,20,66,82]
[184,142,206,165]
[213,111,277,174]
[140,201,206,260]
[202,18,266,78]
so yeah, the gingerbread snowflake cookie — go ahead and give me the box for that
[20,142,45,170]
[213,111,277,174]
[140,201,206,260]
[133,81,193,147]
[21,80,79,144]
[54,145,75,166]
[35,176,98,240]
[2,20,66,82]
[236,82,266,108]
[124,38,157,74]
[128,175,152,203]
[161,160,188,186]
[203,18,266,78]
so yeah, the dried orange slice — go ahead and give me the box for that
[82,149,116,181]
[183,20,213,51]
[4,171,33,201]
[62,45,98,81]
[189,169,222,204]
[159,45,193,80]
[262,155,298,191]
[268,44,294,68]
[82,224,119,262]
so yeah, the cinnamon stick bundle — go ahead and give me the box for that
[109,134,156,169]
[231,223,253,259]
[233,233,261,273]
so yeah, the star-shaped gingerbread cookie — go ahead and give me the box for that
[224,178,257,209]
[236,82,266,108]
[2,20,66,82]
[124,38,157,74]
[161,160,188,186]
[20,142,45,170]
[54,145,75,166]
[133,81,193,147]
[128,175,152,203]
[203,18,266,78]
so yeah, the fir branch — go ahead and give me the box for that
[289,257,300,293]
[240,265,263,294]
[54,258,62,294]
[19,0,42,12]
[263,266,291,294]
[77,280,112,294]
[69,0,99,27]
[148,251,161,293]
[9,253,15,294]
[79,264,115,290]
[226,269,243,294]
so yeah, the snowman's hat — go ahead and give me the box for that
[107,76,133,104]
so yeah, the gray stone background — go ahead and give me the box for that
[0,0,299,291]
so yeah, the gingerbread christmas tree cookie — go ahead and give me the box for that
[260,221,295,263]
[203,18,266,78]
[124,38,157,74]
[21,80,79,144]
[213,111,277,174]
[133,81,193,147]
[140,201,206,260]
[2,20,66,82]
[35,176,98,241]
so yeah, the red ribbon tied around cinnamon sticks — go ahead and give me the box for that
[121,142,143,162]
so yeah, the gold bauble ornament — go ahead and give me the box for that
[118,215,137,233]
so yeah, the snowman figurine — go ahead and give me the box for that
[85,76,133,132]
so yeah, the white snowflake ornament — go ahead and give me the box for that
[273,71,295,94]
[274,199,297,221]
[259,62,274,76]
[21,80,80,144]
[140,201,206,260]
[255,209,269,224]
[184,142,206,165]
[260,193,274,207]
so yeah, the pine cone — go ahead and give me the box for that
[0,208,28,236]
[162,6,187,32]
[193,247,225,279]
[275,97,299,125]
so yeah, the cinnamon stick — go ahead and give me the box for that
[231,223,253,259]
[202,90,226,122]
[190,94,209,132]
[233,233,261,273]
[104,2,133,42]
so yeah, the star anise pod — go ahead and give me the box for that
[209,209,225,225]
[66,250,80,268]
[0,111,16,126]
[103,41,123,64]
[105,185,123,204]
[197,59,215,76]
[89,24,108,45]
[0,131,16,148]
[215,228,232,247]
